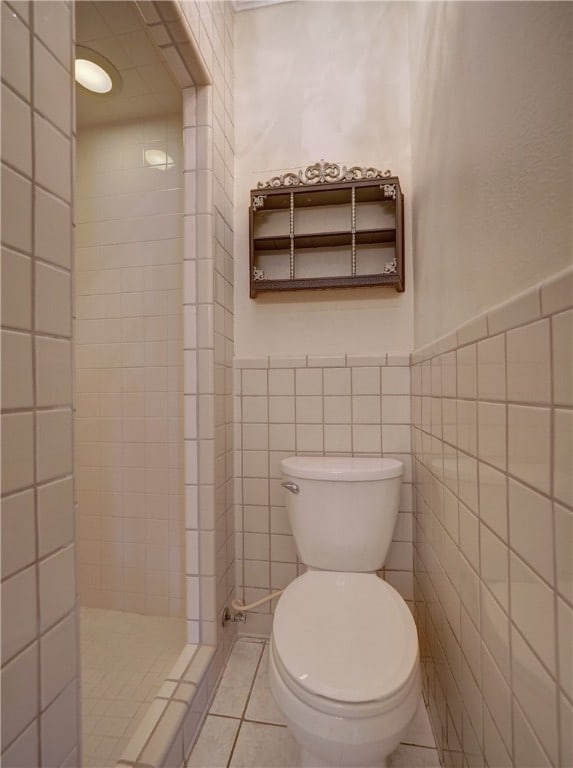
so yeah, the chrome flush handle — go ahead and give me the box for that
[281,481,299,494]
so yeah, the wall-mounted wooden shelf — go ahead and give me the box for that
[249,161,404,298]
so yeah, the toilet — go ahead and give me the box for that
[269,456,421,768]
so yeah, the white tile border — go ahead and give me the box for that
[117,643,218,768]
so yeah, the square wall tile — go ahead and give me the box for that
[477,334,506,401]
[37,477,74,558]
[34,114,71,201]
[295,368,322,395]
[1,3,31,99]
[36,337,72,407]
[552,309,573,406]
[1,330,33,409]
[1,643,39,747]
[555,504,572,603]
[35,263,71,337]
[510,554,555,673]
[40,614,77,709]
[506,320,551,404]
[1,566,37,663]
[554,409,572,508]
[507,405,550,494]
[1,489,35,579]
[1,412,34,494]
[1,84,32,176]
[33,0,72,70]
[33,39,71,136]
[323,367,351,395]
[477,402,506,470]
[1,248,32,330]
[509,479,554,584]
[40,682,78,768]
[1,164,32,253]
[456,345,477,399]
[37,409,73,483]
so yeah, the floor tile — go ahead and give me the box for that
[80,607,185,768]
[401,697,436,748]
[210,639,265,718]
[229,721,300,768]
[244,646,285,726]
[187,714,240,768]
[388,744,441,767]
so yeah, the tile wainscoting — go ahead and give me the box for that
[233,353,413,635]
[412,266,572,768]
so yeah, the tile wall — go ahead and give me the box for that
[75,114,185,616]
[1,1,80,765]
[174,0,236,651]
[233,353,414,635]
[412,266,572,768]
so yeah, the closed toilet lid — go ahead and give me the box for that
[273,571,418,704]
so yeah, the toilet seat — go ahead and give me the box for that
[272,571,419,715]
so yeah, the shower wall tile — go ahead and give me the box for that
[75,114,184,617]
[412,265,573,768]
[234,354,412,636]
[0,2,78,764]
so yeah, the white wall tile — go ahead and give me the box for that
[552,309,573,406]
[1,330,33,409]
[506,319,551,404]
[1,248,32,330]
[39,545,75,632]
[1,3,30,99]
[1,643,38,747]
[1,85,32,175]
[1,164,32,253]
[1,412,34,494]
[1,566,37,663]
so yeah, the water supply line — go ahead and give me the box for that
[230,589,284,614]
[229,479,297,617]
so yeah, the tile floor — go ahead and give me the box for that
[80,607,186,768]
[188,637,440,768]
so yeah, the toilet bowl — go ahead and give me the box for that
[270,457,421,768]
[270,570,421,767]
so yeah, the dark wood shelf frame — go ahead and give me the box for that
[249,162,404,297]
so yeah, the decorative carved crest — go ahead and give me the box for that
[382,184,397,200]
[256,160,392,190]
[382,257,397,275]
[252,194,267,210]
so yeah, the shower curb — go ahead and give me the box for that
[116,642,223,768]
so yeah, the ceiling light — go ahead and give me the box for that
[144,149,175,170]
[74,46,121,95]
[75,59,113,93]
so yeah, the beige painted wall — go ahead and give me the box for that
[234,1,414,358]
[409,1,572,347]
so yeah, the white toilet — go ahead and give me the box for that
[269,456,421,768]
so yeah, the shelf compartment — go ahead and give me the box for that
[253,228,396,252]
[295,246,351,279]
[355,243,396,276]
[252,249,291,281]
[252,208,291,238]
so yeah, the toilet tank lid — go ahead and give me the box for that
[281,456,403,481]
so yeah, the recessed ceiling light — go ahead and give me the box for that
[75,46,121,95]
[144,149,175,170]
[75,59,113,93]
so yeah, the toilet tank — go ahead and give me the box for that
[281,457,403,572]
